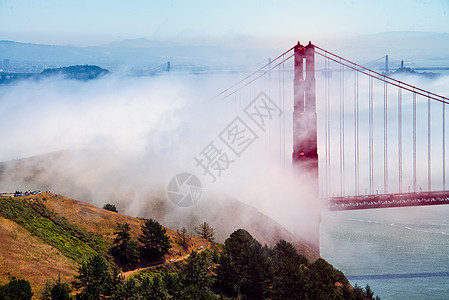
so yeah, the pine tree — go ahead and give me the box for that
[51,275,72,300]
[175,227,192,251]
[271,240,309,299]
[215,253,240,296]
[114,277,138,299]
[72,254,119,299]
[364,284,375,299]
[149,276,168,300]
[40,279,53,300]
[138,219,172,261]
[215,229,271,299]
[162,272,182,299]
[195,222,215,241]
[110,223,139,269]
[182,251,213,289]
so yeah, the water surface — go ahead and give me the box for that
[321,205,449,299]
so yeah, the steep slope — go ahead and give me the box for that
[39,193,209,255]
[0,193,210,296]
[0,216,77,293]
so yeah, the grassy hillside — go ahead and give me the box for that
[37,193,210,256]
[0,193,208,295]
[0,216,77,290]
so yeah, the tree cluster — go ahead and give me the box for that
[3,226,380,299]
[109,219,172,270]
[70,252,219,299]
[214,229,380,299]
[81,228,379,299]
[103,204,118,213]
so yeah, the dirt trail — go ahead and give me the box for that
[122,240,211,279]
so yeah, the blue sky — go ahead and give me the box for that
[0,0,448,47]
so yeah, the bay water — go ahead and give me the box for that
[321,205,449,299]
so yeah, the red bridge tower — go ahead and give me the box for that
[292,42,320,253]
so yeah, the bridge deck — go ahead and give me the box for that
[327,191,449,211]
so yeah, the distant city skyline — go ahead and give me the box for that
[0,0,448,48]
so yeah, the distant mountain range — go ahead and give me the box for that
[1,31,448,71]
[0,38,275,70]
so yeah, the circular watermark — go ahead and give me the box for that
[167,173,202,207]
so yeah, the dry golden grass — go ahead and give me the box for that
[0,193,212,298]
[38,193,202,258]
[0,216,77,296]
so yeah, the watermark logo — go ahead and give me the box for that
[167,92,282,206]
[194,92,281,183]
[167,173,202,207]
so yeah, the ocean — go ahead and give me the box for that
[321,205,449,299]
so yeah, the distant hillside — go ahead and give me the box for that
[0,65,109,84]
[40,65,109,80]
[0,40,93,64]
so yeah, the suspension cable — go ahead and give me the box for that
[324,53,329,197]
[354,67,359,196]
[369,73,374,194]
[398,85,402,193]
[220,52,294,99]
[384,79,388,194]
[443,103,446,191]
[282,56,286,165]
[428,94,431,191]
[278,56,282,164]
[327,57,331,197]
[313,45,449,104]
[218,46,295,98]
[413,91,417,193]
[339,59,345,196]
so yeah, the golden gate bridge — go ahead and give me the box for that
[218,41,449,212]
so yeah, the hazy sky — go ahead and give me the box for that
[0,0,448,47]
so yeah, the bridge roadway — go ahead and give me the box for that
[327,190,449,211]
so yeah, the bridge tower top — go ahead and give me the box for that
[292,41,318,175]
